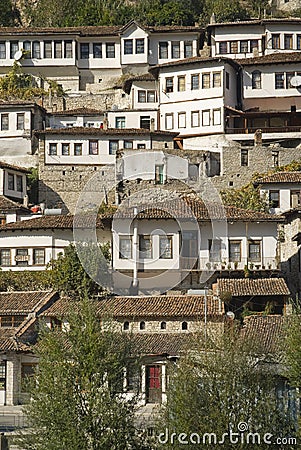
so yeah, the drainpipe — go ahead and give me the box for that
[133,207,138,287]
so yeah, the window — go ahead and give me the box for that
[213,108,221,125]
[140,321,146,330]
[62,143,70,156]
[147,91,156,102]
[159,236,172,259]
[249,241,261,262]
[106,43,115,58]
[33,248,45,265]
[181,321,188,330]
[191,111,199,127]
[137,143,146,149]
[213,72,221,87]
[178,112,186,128]
[160,321,166,330]
[64,40,73,58]
[226,71,230,89]
[140,116,150,129]
[124,39,133,55]
[49,143,57,155]
[219,41,227,54]
[21,363,37,391]
[202,73,210,89]
[115,116,125,129]
[119,237,132,259]
[229,241,241,262]
[165,113,173,130]
[284,34,293,50]
[89,140,98,155]
[123,321,129,331]
[177,76,185,91]
[138,90,146,103]
[269,190,280,208]
[286,72,295,89]
[7,173,14,190]
[252,70,261,89]
[80,43,89,59]
[10,41,19,59]
[1,114,8,130]
[208,239,221,262]
[0,249,10,266]
[184,41,192,58]
[1,315,23,327]
[23,41,31,58]
[54,41,62,58]
[124,140,133,149]
[135,38,144,54]
[155,165,164,184]
[74,143,82,156]
[171,41,180,59]
[16,175,23,192]
[241,149,248,166]
[272,150,279,167]
[93,43,102,58]
[32,41,40,58]
[15,248,29,266]
[191,74,199,90]
[139,235,152,259]
[275,73,284,89]
[272,34,280,49]
[165,77,173,93]
[291,190,301,208]
[159,42,168,59]
[16,113,25,130]
[297,35,301,50]
[250,39,259,52]
[0,42,6,59]
[44,41,52,58]
[202,110,210,126]
[240,40,248,53]
[109,140,118,155]
[230,41,238,53]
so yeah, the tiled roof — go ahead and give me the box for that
[0,195,30,212]
[149,56,239,73]
[207,18,301,28]
[42,295,224,318]
[0,291,55,314]
[0,161,29,173]
[0,100,45,111]
[131,332,201,356]
[237,52,301,66]
[217,278,290,297]
[113,196,283,222]
[255,172,301,184]
[36,127,177,137]
[123,74,156,94]
[240,315,284,354]
[50,108,104,117]
[0,214,104,231]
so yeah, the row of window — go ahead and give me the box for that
[114,116,151,129]
[123,320,189,331]
[218,39,259,54]
[0,113,25,131]
[209,239,262,263]
[123,38,145,55]
[251,70,301,90]
[119,235,173,260]
[159,40,193,59]
[7,173,23,192]
[79,42,115,59]
[165,108,222,130]
[0,248,45,266]
[268,190,301,209]
[48,140,147,156]
[0,315,24,328]
[165,71,222,93]
[271,33,301,50]
[137,90,157,103]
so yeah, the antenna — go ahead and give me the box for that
[14,50,23,61]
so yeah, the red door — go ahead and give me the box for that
[146,365,162,403]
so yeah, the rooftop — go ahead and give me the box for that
[237,52,301,66]
[240,314,284,354]
[0,214,103,231]
[36,127,178,137]
[0,196,30,212]
[50,108,104,117]
[217,278,290,297]
[0,291,56,314]
[149,56,239,74]
[255,171,301,184]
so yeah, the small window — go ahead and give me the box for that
[54,40,62,58]
[119,237,132,259]
[181,321,188,330]
[124,39,133,55]
[140,116,150,129]
[160,321,166,330]
[178,112,186,128]
[16,175,23,192]
[240,40,248,53]
[23,41,31,58]
[229,241,241,262]
[80,43,89,59]
[135,39,144,54]
[286,72,295,89]
[252,71,261,89]
[191,74,199,90]
[32,41,40,59]
[0,42,6,59]
[139,235,152,259]
[272,34,280,49]
[147,91,156,102]
[138,90,146,103]
[284,34,293,50]
[230,41,238,53]
[49,143,57,155]
[64,40,73,58]
[124,140,133,149]
[209,239,221,262]
[241,149,248,166]
[159,42,168,59]
[62,143,70,156]
[74,143,82,156]
[297,35,301,50]
[44,41,52,58]
[137,143,146,149]
[1,114,9,131]
[115,117,125,129]
[7,173,14,190]
[272,150,279,167]
[33,248,45,265]
[213,109,221,126]
[291,190,301,208]
[165,113,173,130]
[184,41,192,58]
[16,113,25,130]
[159,236,172,259]
[123,321,129,331]
[109,140,118,155]
[226,72,230,89]
[106,43,115,58]
[140,321,146,330]
[213,72,221,88]
[202,73,210,89]
[15,248,29,266]
[10,41,19,59]
[93,43,102,58]
[269,190,280,208]
[275,73,284,89]
[155,165,164,184]
[202,110,210,127]
[178,76,185,92]
[89,140,98,155]
[250,40,259,51]
[219,42,227,54]
[171,41,180,59]
[165,77,173,93]
[191,111,199,127]
[0,249,10,266]
[249,241,261,262]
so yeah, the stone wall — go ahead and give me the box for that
[280,213,301,298]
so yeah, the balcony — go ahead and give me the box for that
[180,257,279,272]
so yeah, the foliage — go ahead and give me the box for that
[0,61,46,100]
[284,302,301,389]
[221,183,268,212]
[161,332,296,449]
[26,167,39,205]
[0,270,52,292]
[0,0,20,26]
[16,297,151,450]
[200,0,249,25]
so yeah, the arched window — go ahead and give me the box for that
[123,321,129,331]
[181,321,188,331]
[140,321,145,330]
[160,321,166,330]
[252,71,261,89]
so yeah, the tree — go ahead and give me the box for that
[160,332,295,449]
[284,304,301,390]
[16,297,151,450]
[0,61,46,101]
[221,183,269,212]
[0,0,20,26]
[200,0,249,25]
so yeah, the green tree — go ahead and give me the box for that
[0,61,45,100]
[16,297,150,450]
[221,183,268,212]
[0,0,20,26]
[161,332,295,449]
[201,0,249,24]
[284,304,301,389]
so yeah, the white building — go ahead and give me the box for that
[48,107,104,129]
[0,161,28,203]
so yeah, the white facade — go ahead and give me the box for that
[49,110,104,129]
[260,182,301,213]
[107,110,158,130]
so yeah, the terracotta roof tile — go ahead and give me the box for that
[0,161,29,173]
[131,332,200,356]
[240,315,284,354]
[0,291,55,314]
[236,52,301,66]
[0,214,104,231]
[123,74,156,94]
[217,278,290,297]
[255,171,301,184]
[207,18,301,28]
[36,127,177,137]
[50,108,104,117]
[149,56,239,72]
[0,195,30,212]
